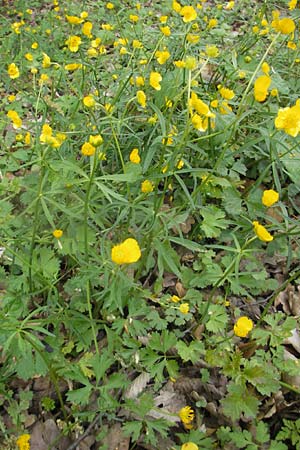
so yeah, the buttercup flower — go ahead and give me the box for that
[262,189,279,207]
[66,35,82,52]
[155,50,170,65]
[130,148,141,164]
[180,6,197,23]
[66,15,83,25]
[274,100,300,137]
[16,433,30,450]
[219,86,235,100]
[179,406,194,424]
[83,95,95,108]
[254,75,271,102]
[181,444,199,450]
[150,71,162,90]
[234,316,254,338]
[137,90,146,108]
[253,221,273,242]
[53,229,63,239]
[7,110,22,129]
[111,238,141,264]
[179,303,189,314]
[272,17,296,34]
[81,142,96,156]
[141,180,154,193]
[8,63,20,79]
[89,134,103,146]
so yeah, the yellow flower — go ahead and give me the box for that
[234,316,254,338]
[106,2,114,9]
[170,295,180,303]
[252,221,273,242]
[66,15,83,25]
[8,63,20,79]
[135,76,144,87]
[129,14,139,22]
[225,1,235,10]
[272,17,296,34]
[262,189,279,207]
[208,18,218,29]
[150,71,162,90]
[65,63,82,71]
[288,0,297,10]
[180,6,197,22]
[155,50,170,65]
[287,41,297,50]
[179,406,194,424]
[53,229,63,239]
[132,39,143,49]
[66,35,82,52]
[186,33,200,44]
[174,60,186,68]
[136,90,147,108]
[40,124,53,143]
[42,53,51,68]
[185,56,197,70]
[261,62,270,75]
[177,159,184,169]
[270,88,278,97]
[205,45,219,58]
[181,444,199,450]
[81,142,96,156]
[160,15,168,23]
[25,53,33,61]
[254,75,271,102]
[130,148,141,164]
[219,86,235,100]
[111,238,141,264]
[83,95,95,108]
[141,180,154,193]
[275,100,300,137]
[31,42,38,49]
[82,21,93,37]
[160,25,171,36]
[16,433,31,450]
[89,134,103,146]
[25,132,31,145]
[179,303,189,314]
[172,1,182,13]
[7,110,22,129]
[80,11,89,19]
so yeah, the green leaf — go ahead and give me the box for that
[122,421,143,442]
[205,304,228,333]
[176,340,205,363]
[243,361,280,396]
[200,206,229,238]
[155,239,182,278]
[66,384,93,405]
[221,384,260,421]
[256,421,270,444]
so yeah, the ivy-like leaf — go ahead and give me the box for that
[221,384,260,421]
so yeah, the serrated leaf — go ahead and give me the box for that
[205,304,228,332]
[221,384,260,421]
[176,340,205,363]
[66,384,92,405]
[200,206,229,238]
[243,362,280,396]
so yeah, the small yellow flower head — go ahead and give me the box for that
[172,1,182,13]
[141,180,154,193]
[177,159,184,169]
[83,95,95,108]
[89,134,103,146]
[132,39,143,49]
[7,110,22,129]
[25,52,33,61]
[288,0,297,10]
[254,75,271,102]
[160,25,171,36]
[155,50,170,65]
[225,1,235,10]
[262,189,279,207]
[8,63,20,79]
[150,71,162,90]
[275,100,300,137]
[179,303,190,314]
[252,221,273,242]
[160,15,168,24]
[137,90,147,108]
[31,42,38,49]
[205,45,219,58]
[219,86,235,100]
[135,76,144,86]
[66,15,83,25]
[170,295,180,303]
[287,41,297,50]
[273,17,296,34]
[186,33,200,44]
[129,14,139,23]
[106,2,114,9]
[234,316,254,338]
[185,56,197,70]
[80,11,89,19]
[42,53,51,68]
[53,229,63,239]
[261,62,270,75]
[65,63,82,71]
[270,88,278,97]
[81,142,96,156]
[180,6,197,22]
[208,18,218,29]
[111,238,141,264]
[174,60,186,68]
[82,21,93,37]
[130,148,141,164]
[66,35,82,52]
[179,406,194,424]
[16,433,31,450]
[181,444,199,450]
